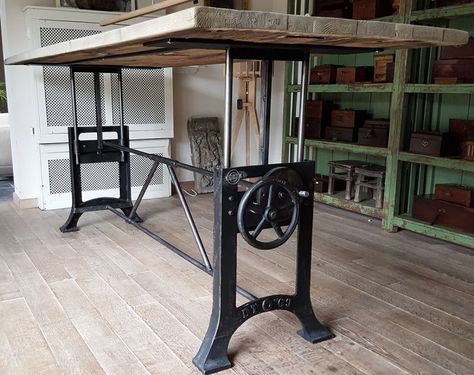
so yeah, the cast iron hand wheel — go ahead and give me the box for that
[237,176,299,250]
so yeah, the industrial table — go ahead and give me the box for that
[6,6,468,374]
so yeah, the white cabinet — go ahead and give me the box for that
[22,7,173,209]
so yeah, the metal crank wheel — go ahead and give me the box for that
[237,176,299,250]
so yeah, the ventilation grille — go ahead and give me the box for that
[112,69,166,125]
[40,27,104,128]
[47,154,164,195]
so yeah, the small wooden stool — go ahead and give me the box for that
[328,160,371,200]
[354,165,386,209]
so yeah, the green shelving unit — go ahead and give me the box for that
[283,0,474,249]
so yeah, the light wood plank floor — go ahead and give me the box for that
[0,195,473,375]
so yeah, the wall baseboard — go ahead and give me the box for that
[13,192,38,209]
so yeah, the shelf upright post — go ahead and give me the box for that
[383,0,412,232]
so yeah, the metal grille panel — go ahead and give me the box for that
[112,69,166,125]
[40,27,105,128]
[47,154,164,195]
[131,154,164,187]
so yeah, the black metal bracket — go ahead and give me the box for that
[193,161,334,375]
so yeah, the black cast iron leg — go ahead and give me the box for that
[59,211,83,233]
[121,207,143,223]
[294,303,334,343]
[193,167,237,374]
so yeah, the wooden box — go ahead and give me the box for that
[336,66,373,84]
[314,174,346,193]
[331,110,366,128]
[432,59,474,83]
[352,0,393,20]
[313,0,352,18]
[435,184,474,208]
[440,37,474,60]
[409,131,450,156]
[358,120,390,147]
[310,65,340,84]
[325,127,357,142]
[463,141,474,161]
[305,100,334,139]
[374,54,395,82]
[449,119,474,155]
[412,195,474,234]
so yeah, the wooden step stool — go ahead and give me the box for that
[354,165,386,209]
[328,160,372,200]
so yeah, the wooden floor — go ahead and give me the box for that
[0,195,473,375]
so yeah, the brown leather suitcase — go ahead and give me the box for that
[352,0,393,20]
[412,195,474,234]
[310,65,340,84]
[325,127,357,142]
[435,184,474,208]
[440,37,474,60]
[336,66,373,84]
[409,131,452,156]
[432,59,474,83]
[358,120,390,147]
[374,54,395,83]
[331,110,366,128]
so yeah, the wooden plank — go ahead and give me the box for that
[4,7,468,69]
[100,0,197,26]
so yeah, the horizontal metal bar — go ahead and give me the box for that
[107,207,258,301]
[103,141,213,176]
[144,38,374,57]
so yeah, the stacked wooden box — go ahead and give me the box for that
[413,184,474,234]
[432,37,474,84]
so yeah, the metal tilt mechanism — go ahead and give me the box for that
[60,41,334,375]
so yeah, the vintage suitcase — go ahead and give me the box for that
[449,119,474,155]
[331,109,366,128]
[352,0,393,20]
[435,184,474,208]
[412,195,474,234]
[314,0,352,18]
[336,66,373,84]
[409,131,451,156]
[325,127,357,142]
[314,174,346,193]
[310,65,340,84]
[432,59,474,83]
[374,54,395,82]
[440,37,474,60]
[358,120,390,147]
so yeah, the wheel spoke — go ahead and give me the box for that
[266,184,274,207]
[252,218,267,239]
[271,222,285,239]
[247,202,264,215]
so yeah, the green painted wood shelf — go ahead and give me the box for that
[315,192,385,220]
[410,3,474,22]
[393,215,474,248]
[398,152,474,173]
[288,83,394,93]
[283,0,474,249]
[285,137,389,157]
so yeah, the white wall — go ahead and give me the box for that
[0,0,55,201]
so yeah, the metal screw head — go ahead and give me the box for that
[228,210,235,216]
